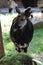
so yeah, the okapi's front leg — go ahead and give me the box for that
[10,37,20,52]
[20,43,28,53]
[15,43,21,52]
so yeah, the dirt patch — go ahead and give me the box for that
[32,52,43,62]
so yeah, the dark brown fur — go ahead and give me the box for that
[10,7,34,52]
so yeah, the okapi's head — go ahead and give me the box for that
[16,7,33,19]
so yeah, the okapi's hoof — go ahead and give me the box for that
[24,48,27,53]
[16,47,21,52]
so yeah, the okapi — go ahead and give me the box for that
[10,7,34,53]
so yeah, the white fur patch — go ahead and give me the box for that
[19,20,27,29]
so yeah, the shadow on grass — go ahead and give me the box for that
[0,53,33,65]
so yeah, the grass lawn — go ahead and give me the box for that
[0,13,43,65]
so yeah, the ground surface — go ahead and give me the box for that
[0,53,42,65]
[0,53,36,65]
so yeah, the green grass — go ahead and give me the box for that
[0,53,34,65]
[28,27,43,53]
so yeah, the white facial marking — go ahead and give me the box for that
[18,16,27,29]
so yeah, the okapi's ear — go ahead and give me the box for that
[24,7,32,17]
[16,7,21,14]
